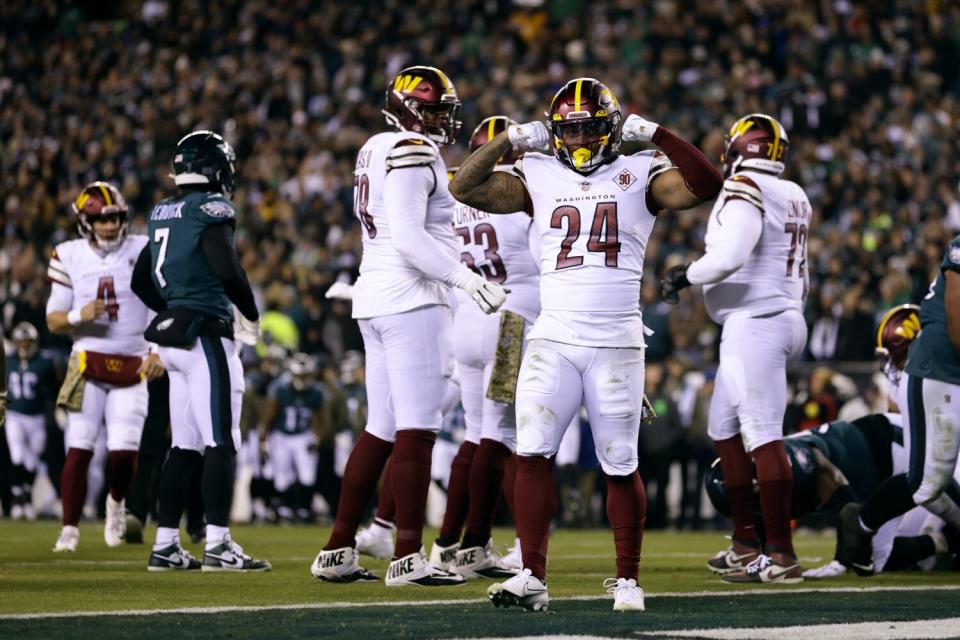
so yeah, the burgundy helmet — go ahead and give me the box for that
[469,115,520,166]
[71,181,129,251]
[383,65,462,146]
[720,113,789,178]
[545,77,622,174]
[875,304,921,372]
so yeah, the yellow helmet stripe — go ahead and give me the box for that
[430,66,453,94]
[574,79,583,113]
[488,118,496,142]
[99,184,112,206]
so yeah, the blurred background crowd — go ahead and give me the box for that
[2,0,959,529]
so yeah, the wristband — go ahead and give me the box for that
[67,309,83,326]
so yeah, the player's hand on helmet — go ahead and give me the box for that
[462,272,508,314]
[621,114,660,143]
[233,309,261,346]
[660,263,691,304]
[138,353,166,381]
[507,121,551,152]
[80,299,106,323]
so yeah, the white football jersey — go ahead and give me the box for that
[516,151,670,347]
[47,236,151,356]
[351,130,459,319]
[451,197,540,324]
[702,171,812,323]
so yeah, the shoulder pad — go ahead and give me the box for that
[721,174,764,213]
[47,246,72,288]
[386,139,438,170]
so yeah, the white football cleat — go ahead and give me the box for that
[453,540,517,579]
[10,504,24,520]
[386,546,467,587]
[501,537,522,571]
[53,525,79,553]
[428,539,460,571]
[356,522,394,559]
[202,536,272,572]
[488,568,549,611]
[311,546,379,583]
[802,560,848,579]
[22,503,37,522]
[104,495,125,547]
[605,577,645,611]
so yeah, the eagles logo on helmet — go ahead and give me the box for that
[71,181,129,252]
[288,352,317,391]
[172,130,238,195]
[546,77,622,174]
[12,322,39,361]
[469,116,520,166]
[875,304,921,373]
[720,113,789,178]
[383,66,462,146]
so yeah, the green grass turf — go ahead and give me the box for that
[1,521,958,638]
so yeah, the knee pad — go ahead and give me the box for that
[596,359,641,420]
[914,476,948,507]
[516,401,557,457]
[65,414,99,451]
[596,436,638,475]
[107,422,144,451]
[741,421,784,453]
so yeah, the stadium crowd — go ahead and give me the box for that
[1,0,960,528]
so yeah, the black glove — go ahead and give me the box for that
[660,264,691,304]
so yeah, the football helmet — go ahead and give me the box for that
[12,322,39,361]
[720,113,789,178]
[172,130,237,195]
[469,116,520,166]
[71,181,129,252]
[875,304,921,373]
[383,66,462,146]
[288,352,317,391]
[546,78,622,174]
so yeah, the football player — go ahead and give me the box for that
[132,130,269,572]
[427,115,539,580]
[311,66,506,587]
[450,77,722,611]
[46,181,165,552]
[841,231,960,576]
[660,114,812,583]
[4,323,58,520]
[259,353,324,522]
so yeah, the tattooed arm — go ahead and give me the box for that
[449,132,528,214]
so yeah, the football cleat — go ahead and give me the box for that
[22,503,37,522]
[311,546,379,583]
[452,541,518,579]
[428,539,460,571]
[840,503,875,576]
[488,568,549,611]
[10,504,24,520]
[148,544,201,572]
[605,577,645,611]
[722,553,803,584]
[356,522,394,559]
[202,536,271,572]
[53,525,79,553]
[386,546,467,587]
[501,538,522,571]
[802,560,848,579]
[104,496,126,547]
[707,543,760,575]
[125,514,144,544]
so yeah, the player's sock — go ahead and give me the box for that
[206,524,230,548]
[325,431,393,550]
[606,470,647,580]
[515,455,556,581]
[157,448,203,530]
[462,439,510,549]
[11,464,26,502]
[375,456,396,523]
[107,450,138,502]
[202,446,235,527]
[824,484,859,513]
[713,436,759,548]
[60,448,94,527]
[752,440,794,556]
[503,453,518,518]
[154,527,180,550]
[437,440,478,547]
[392,429,437,558]
[860,474,916,531]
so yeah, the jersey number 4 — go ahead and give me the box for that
[456,223,506,283]
[97,277,120,321]
[551,202,620,270]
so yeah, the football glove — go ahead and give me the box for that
[325,281,354,301]
[233,309,261,346]
[621,114,660,143]
[660,263,691,304]
[462,272,508,314]
[507,121,551,152]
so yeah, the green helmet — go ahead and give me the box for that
[172,130,237,195]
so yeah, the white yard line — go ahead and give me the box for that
[2,584,959,621]
[633,617,960,640]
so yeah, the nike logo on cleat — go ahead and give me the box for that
[208,554,244,569]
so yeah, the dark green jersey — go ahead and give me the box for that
[147,191,236,322]
[906,234,960,385]
[6,354,57,416]
[270,378,325,435]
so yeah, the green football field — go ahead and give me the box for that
[1,521,959,639]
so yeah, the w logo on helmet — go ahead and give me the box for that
[895,313,921,340]
[728,118,755,140]
[393,75,423,93]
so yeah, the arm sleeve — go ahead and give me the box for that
[685,199,763,286]
[45,282,74,315]
[131,244,168,312]
[383,165,475,288]
[200,223,259,321]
